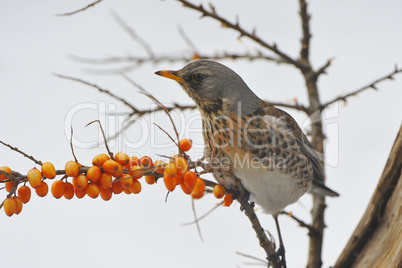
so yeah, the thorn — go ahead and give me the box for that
[370,85,378,90]
[208,3,216,15]
[252,27,256,36]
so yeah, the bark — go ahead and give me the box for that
[334,124,402,268]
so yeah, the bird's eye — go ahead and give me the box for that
[192,73,204,82]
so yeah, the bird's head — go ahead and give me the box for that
[155,60,262,115]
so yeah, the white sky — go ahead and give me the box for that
[1,1,401,268]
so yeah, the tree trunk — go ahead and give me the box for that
[334,124,402,268]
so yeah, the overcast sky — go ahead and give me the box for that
[1,1,401,268]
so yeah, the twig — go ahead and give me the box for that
[0,140,43,166]
[191,198,204,242]
[236,252,268,265]
[280,211,318,235]
[110,11,155,58]
[177,25,199,54]
[153,123,179,147]
[69,127,78,163]
[182,203,221,226]
[299,0,311,62]
[85,120,114,159]
[175,0,306,70]
[56,0,103,16]
[54,74,140,113]
[321,66,402,110]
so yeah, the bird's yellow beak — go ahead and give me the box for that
[155,70,185,83]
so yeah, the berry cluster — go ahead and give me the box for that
[1,139,233,217]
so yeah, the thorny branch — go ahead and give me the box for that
[321,66,402,110]
[56,0,103,16]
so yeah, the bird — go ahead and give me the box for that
[155,60,338,262]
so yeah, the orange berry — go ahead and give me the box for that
[5,181,15,192]
[27,167,42,188]
[73,174,88,190]
[3,197,16,217]
[180,182,193,195]
[124,156,140,169]
[100,187,113,201]
[112,179,124,194]
[175,174,184,185]
[174,157,188,176]
[75,187,86,199]
[153,160,166,174]
[192,178,205,196]
[63,182,75,200]
[0,166,12,181]
[120,174,134,189]
[129,180,142,194]
[86,183,100,199]
[51,180,66,199]
[87,166,101,183]
[114,152,129,166]
[92,154,110,167]
[65,161,79,177]
[191,191,204,199]
[102,160,123,177]
[35,181,49,197]
[17,186,31,204]
[123,188,132,195]
[139,156,153,167]
[98,173,113,189]
[129,165,143,180]
[41,162,56,179]
[163,173,177,192]
[183,171,197,189]
[179,139,192,152]
[164,163,177,177]
[144,176,155,185]
[13,197,23,215]
[223,193,234,207]
[213,184,226,199]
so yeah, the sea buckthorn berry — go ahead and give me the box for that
[65,161,79,177]
[144,176,155,185]
[179,139,193,152]
[100,187,113,201]
[180,182,193,195]
[35,181,49,197]
[99,173,113,189]
[153,160,166,174]
[140,156,153,167]
[51,180,66,199]
[174,157,188,176]
[3,198,16,217]
[86,183,100,199]
[63,182,75,200]
[183,171,197,189]
[74,174,88,190]
[124,156,140,169]
[103,160,123,178]
[13,197,23,215]
[129,165,143,180]
[163,173,177,192]
[18,186,31,204]
[129,180,142,194]
[191,191,204,199]
[164,163,177,177]
[92,154,110,167]
[120,174,134,189]
[28,167,42,188]
[75,188,86,199]
[114,152,129,166]
[5,181,15,192]
[87,166,101,183]
[175,174,184,185]
[192,178,205,196]
[0,166,12,181]
[41,162,56,179]
[213,184,226,199]
[224,193,234,207]
[112,179,124,194]
[123,188,132,195]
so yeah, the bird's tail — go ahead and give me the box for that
[309,180,339,197]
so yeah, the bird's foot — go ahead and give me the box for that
[268,245,286,267]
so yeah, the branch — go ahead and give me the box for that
[321,66,402,110]
[299,0,311,62]
[0,140,43,166]
[280,211,318,235]
[56,0,103,16]
[175,0,306,70]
